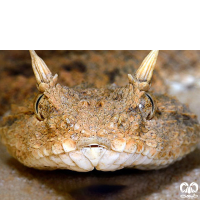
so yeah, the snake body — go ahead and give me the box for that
[0,50,199,172]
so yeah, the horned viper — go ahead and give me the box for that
[0,50,199,172]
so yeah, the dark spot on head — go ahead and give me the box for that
[127,106,139,114]
[61,61,87,73]
[81,91,87,95]
[128,107,134,112]
[183,115,190,120]
[182,114,191,121]
[113,93,123,101]
[156,110,162,115]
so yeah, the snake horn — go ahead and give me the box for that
[29,50,53,85]
[136,50,159,83]
[29,50,58,92]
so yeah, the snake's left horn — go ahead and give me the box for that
[30,50,53,84]
[29,50,58,92]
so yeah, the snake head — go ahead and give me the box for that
[1,50,199,172]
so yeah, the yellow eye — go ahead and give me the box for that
[34,94,45,120]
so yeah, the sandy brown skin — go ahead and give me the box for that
[0,50,200,172]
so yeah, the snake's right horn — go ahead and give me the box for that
[136,50,159,83]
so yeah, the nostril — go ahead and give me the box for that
[97,101,105,107]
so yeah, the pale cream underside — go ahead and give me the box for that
[23,144,187,172]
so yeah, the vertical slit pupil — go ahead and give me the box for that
[145,93,154,111]
[35,94,44,113]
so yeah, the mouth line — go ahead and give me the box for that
[76,137,111,150]
[83,144,107,149]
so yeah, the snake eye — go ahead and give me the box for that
[139,93,155,120]
[145,93,155,113]
[34,94,45,120]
